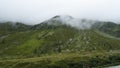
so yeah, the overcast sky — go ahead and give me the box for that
[0,0,120,24]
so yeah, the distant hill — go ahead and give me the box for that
[92,21,120,37]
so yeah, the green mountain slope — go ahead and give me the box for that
[0,16,120,68]
[92,21,120,37]
[0,22,120,58]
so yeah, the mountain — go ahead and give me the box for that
[92,21,120,37]
[0,15,120,68]
[0,22,31,36]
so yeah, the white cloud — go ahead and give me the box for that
[0,0,120,24]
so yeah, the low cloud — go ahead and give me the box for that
[0,0,120,24]
[47,15,96,29]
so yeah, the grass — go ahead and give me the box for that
[0,28,120,57]
[0,51,120,68]
[0,25,120,68]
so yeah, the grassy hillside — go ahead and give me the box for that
[0,20,120,68]
[0,25,120,58]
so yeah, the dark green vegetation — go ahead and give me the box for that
[92,21,120,37]
[0,52,120,68]
[0,17,120,68]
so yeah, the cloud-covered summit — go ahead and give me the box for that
[45,15,96,29]
[0,0,120,24]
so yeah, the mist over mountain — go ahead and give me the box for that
[0,15,119,34]
[50,15,97,29]
[30,15,96,30]
[0,15,120,68]
[0,0,120,67]
[0,0,120,24]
